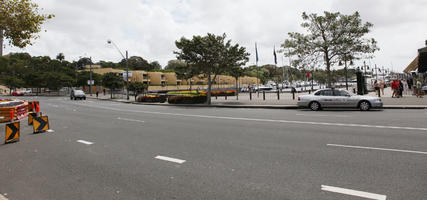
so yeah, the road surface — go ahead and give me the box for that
[0,96,426,200]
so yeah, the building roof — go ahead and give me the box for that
[403,56,418,73]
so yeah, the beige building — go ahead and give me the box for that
[86,67,259,89]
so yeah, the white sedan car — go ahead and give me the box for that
[297,89,383,111]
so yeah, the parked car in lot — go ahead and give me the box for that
[11,91,24,96]
[70,90,86,100]
[297,89,383,111]
[20,88,32,94]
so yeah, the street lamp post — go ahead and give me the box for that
[89,57,93,96]
[107,40,129,100]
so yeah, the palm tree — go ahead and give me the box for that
[56,53,65,62]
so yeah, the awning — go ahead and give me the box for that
[403,56,418,73]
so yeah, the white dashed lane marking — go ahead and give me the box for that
[77,140,94,145]
[155,155,186,164]
[321,185,386,200]
[117,117,145,123]
[327,144,427,155]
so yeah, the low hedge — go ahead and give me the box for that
[137,95,167,103]
[167,90,236,96]
[211,90,236,96]
[167,94,207,104]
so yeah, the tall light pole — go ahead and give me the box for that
[89,57,93,96]
[107,40,129,100]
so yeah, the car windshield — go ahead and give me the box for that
[74,90,84,95]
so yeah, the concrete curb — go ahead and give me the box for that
[88,97,427,110]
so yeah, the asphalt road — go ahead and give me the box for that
[0,96,426,200]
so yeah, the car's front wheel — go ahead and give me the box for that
[359,101,371,111]
[309,101,321,111]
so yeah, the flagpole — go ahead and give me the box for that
[255,43,259,97]
[273,45,278,90]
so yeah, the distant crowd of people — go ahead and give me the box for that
[386,78,424,98]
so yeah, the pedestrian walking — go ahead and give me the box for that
[391,79,399,98]
[96,91,99,99]
[416,78,424,98]
[402,79,409,96]
[374,80,380,96]
[399,79,404,97]
[103,89,106,96]
[379,80,385,95]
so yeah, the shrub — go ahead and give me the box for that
[167,94,207,104]
[211,90,236,96]
[137,95,167,103]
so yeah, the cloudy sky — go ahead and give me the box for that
[4,0,427,72]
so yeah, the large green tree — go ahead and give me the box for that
[175,33,249,104]
[0,75,24,94]
[0,0,54,56]
[127,81,147,100]
[165,59,186,70]
[102,72,123,99]
[281,11,378,87]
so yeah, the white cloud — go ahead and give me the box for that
[4,0,427,72]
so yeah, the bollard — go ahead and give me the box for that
[249,91,252,100]
[225,95,227,100]
[292,90,295,100]
[35,102,40,113]
[263,91,265,101]
[277,90,280,100]
[9,109,14,122]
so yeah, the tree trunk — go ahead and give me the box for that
[0,29,3,56]
[325,54,332,88]
[207,71,212,105]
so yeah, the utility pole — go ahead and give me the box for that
[126,50,129,100]
[89,57,93,96]
[107,39,129,100]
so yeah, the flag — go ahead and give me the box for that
[255,43,259,64]
[273,46,277,65]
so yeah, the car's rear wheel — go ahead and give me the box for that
[359,101,371,111]
[309,101,321,111]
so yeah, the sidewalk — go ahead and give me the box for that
[89,88,427,109]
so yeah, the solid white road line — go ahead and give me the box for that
[0,194,8,200]
[321,185,386,200]
[77,140,94,145]
[296,114,350,117]
[327,144,427,155]
[79,104,427,132]
[155,155,186,164]
[117,117,145,123]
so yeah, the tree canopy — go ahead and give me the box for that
[0,0,54,56]
[281,11,378,87]
[174,33,249,104]
[101,72,123,99]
